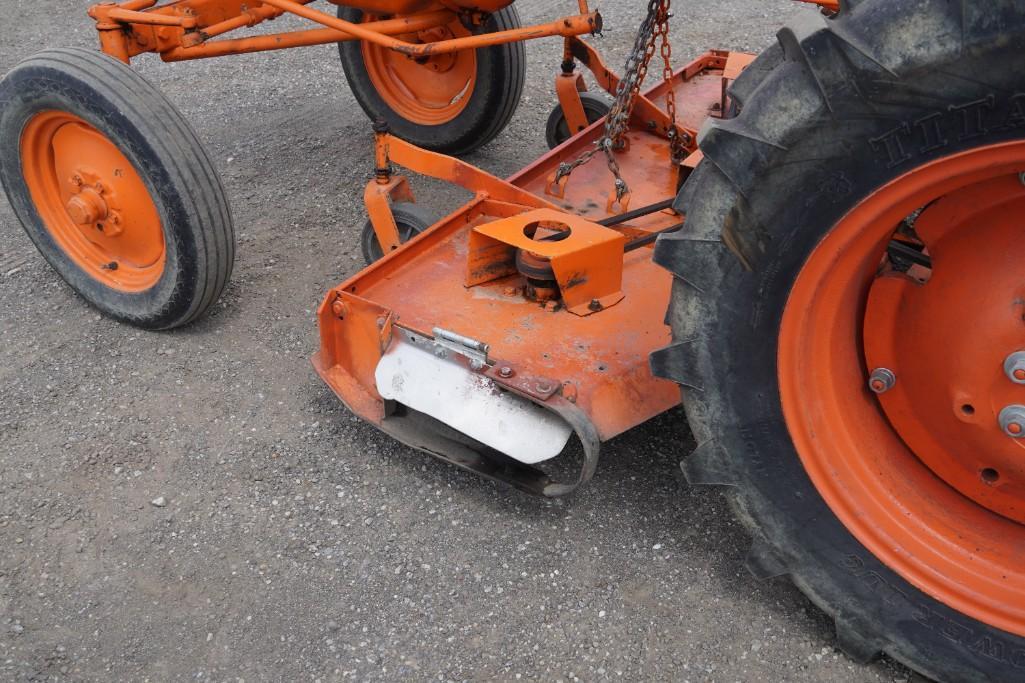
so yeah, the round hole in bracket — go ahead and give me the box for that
[523,220,571,242]
[981,467,1000,484]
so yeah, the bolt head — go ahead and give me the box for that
[999,405,1025,438]
[1006,351,1025,384]
[498,366,514,378]
[868,368,896,394]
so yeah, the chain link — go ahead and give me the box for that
[555,0,682,201]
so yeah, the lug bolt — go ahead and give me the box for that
[999,405,1025,438]
[868,368,896,394]
[1005,351,1025,384]
[498,366,514,378]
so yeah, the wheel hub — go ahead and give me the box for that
[65,186,107,226]
[360,17,476,125]
[863,176,1025,523]
[20,111,165,291]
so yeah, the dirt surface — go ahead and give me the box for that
[0,1,916,681]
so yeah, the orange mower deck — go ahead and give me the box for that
[313,51,742,495]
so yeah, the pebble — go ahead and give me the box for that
[151,496,167,508]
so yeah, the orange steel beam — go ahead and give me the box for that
[259,0,601,57]
[798,0,839,9]
[382,134,556,209]
[162,11,454,61]
[106,7,198,27]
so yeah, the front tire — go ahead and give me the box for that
[0,48,234,329]
[337,7,525,155]
[653,2,1025,680]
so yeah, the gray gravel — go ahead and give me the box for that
[0,1,914,681]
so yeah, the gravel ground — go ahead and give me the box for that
[0,1,918,681]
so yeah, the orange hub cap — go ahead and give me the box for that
[779,141,1025,637]
[20,111,164,292]
[361,19,476,125]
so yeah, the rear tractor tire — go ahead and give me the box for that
[0,48,234,330]
[653,2,1025,681]
[337,6,526,155]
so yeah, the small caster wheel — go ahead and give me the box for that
[544,92,611,149]
[360,202,437,265]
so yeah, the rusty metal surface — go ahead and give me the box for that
[314,52,732,467]
[87,0,600,62]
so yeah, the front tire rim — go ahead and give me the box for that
[20,111,165,292]
[779,140,1025,637]
[360,17,477,126]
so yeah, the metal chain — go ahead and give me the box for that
[554,0,680,201]
[656,3,686,163]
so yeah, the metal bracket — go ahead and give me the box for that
[431,327,490,369]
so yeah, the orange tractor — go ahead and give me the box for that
[1,0,1024,680]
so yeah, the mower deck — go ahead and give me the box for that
[314,52,739,495]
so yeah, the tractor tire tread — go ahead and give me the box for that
[654,2,1025,681]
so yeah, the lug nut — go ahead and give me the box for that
[999,405,1025,438]
[1005,351,1025,384]
[868,368,896,394]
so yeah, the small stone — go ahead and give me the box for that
[150,496,167,508]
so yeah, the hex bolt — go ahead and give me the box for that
[1005,351,1025,384]
[535,381,553,394]
[498,366,514,378]
[330,299,347,319]
[999,405,1025,438]
[868,368,896,394]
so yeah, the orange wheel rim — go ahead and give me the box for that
[20,111,164,292]
[779,140,1025,637]
[361,17,476,125]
